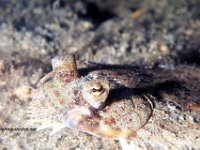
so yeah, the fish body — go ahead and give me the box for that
[28,55,200,150]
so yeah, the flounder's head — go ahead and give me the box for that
[63,78,153,140]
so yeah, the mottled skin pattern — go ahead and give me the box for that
[87,67,200,149]
[27,55,81,135]
[28,55,111,136]
[69,92,153,140]
[28,55,153,140]
[28,55,200,150]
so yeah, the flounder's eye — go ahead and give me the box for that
[82,80,109,109]
[92,84,103,93]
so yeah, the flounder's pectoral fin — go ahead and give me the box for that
[36,124,52,131]
[49,124,66,136]
[36,123,65,137]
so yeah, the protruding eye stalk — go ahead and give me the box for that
[82,80,110,109]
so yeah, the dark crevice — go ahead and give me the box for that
[175,35,200,65]
[78,1,116,28]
